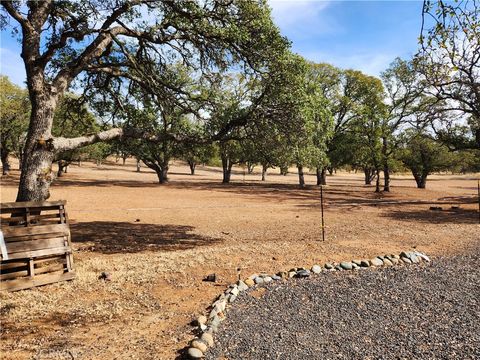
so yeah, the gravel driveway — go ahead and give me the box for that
[206,253,479,359]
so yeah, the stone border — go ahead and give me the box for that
[185,250,431,359]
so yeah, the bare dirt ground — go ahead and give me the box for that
[1,159,479,360]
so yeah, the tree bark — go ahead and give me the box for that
[297,165,305,188]
[280,165,288,176]
[16,89,58,201]
[247,161,254,174]
[413,171,427,189]
[364,167,375,185]
[136,159,141,172]
[382,136,390,192]
[261,164,267,181]
[316,167,327,185]
[1,149,11,175]
[57,160,69,177]
[375,169,381,193]
[156,165,169,184]
[222,155,232,183]
[188,160,196,175]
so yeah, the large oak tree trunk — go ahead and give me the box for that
[17,92,58,202]
[413,171,427,189]
[375,168,381,193]
[57,160,69,177]
[222,156,232,183]
[364,167,375,185]
[188,160,196,175]
[297,165,305,188]
[382,136,390,192]
[156,165,169,184]
[261,164,267,181]
[1,148,11,175]
[316,167,327,186]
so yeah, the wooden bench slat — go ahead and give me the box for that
[6,237,67,254]
[1,224,69,238]
[6,246,72,260]
[0,271,75,292]
[0,200,66,209]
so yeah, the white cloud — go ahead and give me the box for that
[0,46,26,87]
[268,0,337,37]
[302,50,395,76]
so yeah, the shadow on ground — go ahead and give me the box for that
[70,221,223,254]
[381,208,479,224]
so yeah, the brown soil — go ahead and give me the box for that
[1,159,479,360]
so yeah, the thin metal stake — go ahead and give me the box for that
[320,185,325,242]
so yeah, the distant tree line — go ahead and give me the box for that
[0,0,478,200]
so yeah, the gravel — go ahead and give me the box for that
[206,254,480,359]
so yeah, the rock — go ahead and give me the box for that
[191,339,208,353]
[410,253,420,264]
[228,294,237,303]
[203,273,217,282]
[201,332,214,346]
[335,265,342,271]
[340,261,353,270]
[210,316,221,329]
[370,258,383,267]
[416,252,431,262]
[98,272,112,281]
[271,275,282,281]
[390,257,399,265]
[196,315,207,326]
[230,287,239,296]
[376,255,384,260]
[401,257,412,264]
[248,273,259,280]
[294,270,310,278]
[213,300,226,312]
[263,276,273,283]
[392,254,400,259]
[352,260,362,266]
[244,278,255,287]
[311,265,322,274]
[360,260,370,267]
[237,280,248,292]
[324,263,334,270]
[383,258,393,266]
[352,263,359,270]
[200,324,207,331]
[187,347,204,359]
[288,271,296,278]
[254,277,264,285]
[278,271,288,279]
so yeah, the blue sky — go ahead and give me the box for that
[269,0,424,75]
[0,1,424,87]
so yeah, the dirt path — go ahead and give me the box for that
[1,160,479,359]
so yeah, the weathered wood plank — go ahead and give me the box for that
[0,269,29,280]
[1,224,69,238]
[0,200,66,210]
[6,237,66,254]
[0,271,75,292]
[0,260,28,270]
[6,246,71,260]
[3,233,66,243]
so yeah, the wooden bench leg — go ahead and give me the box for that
[28,258,35,278]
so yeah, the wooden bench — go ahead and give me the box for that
[0,200,75,291]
